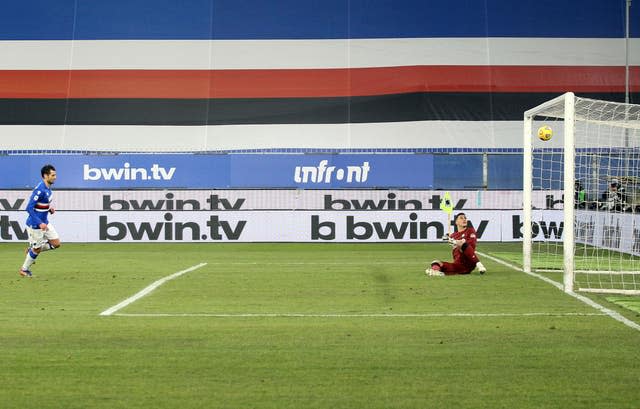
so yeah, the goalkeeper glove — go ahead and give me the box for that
[443,234,457,247]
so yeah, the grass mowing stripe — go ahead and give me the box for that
[607,297,640,314]
[99,262,207,316]
[478,251,640,332]
[113,312,606,318]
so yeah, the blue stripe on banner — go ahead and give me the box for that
[0,0,635,40]
[0,154,434,189]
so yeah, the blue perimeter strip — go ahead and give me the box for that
[2,148,526,155]
[3,147,640,155]
[0,0,634,40]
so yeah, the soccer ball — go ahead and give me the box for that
[537,126,553,141]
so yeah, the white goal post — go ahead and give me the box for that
[523,92,640,295]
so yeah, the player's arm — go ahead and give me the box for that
[450,229,478,250]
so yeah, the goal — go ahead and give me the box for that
[523,92,640,295]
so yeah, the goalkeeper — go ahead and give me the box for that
[426,212,486,276]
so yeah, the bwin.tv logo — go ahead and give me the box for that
[294,160,370,184]
[84,163,176,181]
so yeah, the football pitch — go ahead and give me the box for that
[2,242,639,409]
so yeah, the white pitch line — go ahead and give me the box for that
[204,261,419,265]
[113,312,605,318]
[99,263,208,316]
[477,251,640,332]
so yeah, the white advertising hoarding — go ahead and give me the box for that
[2,209,563,243]
[0,189,564,211]
[3,190,636,251]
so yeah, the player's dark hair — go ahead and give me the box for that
[454,212,466,222]
[41,164,56,177]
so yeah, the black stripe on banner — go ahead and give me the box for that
[0,92,636,125]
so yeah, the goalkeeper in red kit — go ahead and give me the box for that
[426,212,486,276]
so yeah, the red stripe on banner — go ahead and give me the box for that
[0,66,637,99]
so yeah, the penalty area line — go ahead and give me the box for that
[99,262,208,316]
[477,251,640,332]
[112,312,606,318]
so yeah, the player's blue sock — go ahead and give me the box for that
[22,249,38,271]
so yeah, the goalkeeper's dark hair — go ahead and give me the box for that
[41,164,56,177]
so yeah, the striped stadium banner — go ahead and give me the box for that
[0,0,638,151]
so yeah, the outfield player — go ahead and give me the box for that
[19,164,61,277]
[426,212,486,276]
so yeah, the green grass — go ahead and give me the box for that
[607,296,640,314]
[1,242,640,409]
[492,242,640,272]
[489,242,640,292]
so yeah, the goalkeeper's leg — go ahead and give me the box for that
[459,244,486,274]
[439,261,471,275]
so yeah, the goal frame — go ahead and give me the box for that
[523,92,576,293]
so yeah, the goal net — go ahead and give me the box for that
[523,92,640,295]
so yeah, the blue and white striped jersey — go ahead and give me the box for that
[25,181,53,229]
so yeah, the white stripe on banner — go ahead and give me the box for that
[0,121,528,151]
[0,38,635,69]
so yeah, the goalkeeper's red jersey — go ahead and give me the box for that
[450,226,478,262]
